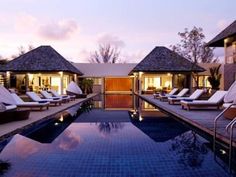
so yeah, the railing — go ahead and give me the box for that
[214,103,236,173]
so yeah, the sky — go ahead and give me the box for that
[0,0,235,63]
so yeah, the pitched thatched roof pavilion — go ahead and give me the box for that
[131,46,204,73]
[130,46,204,94]
[1,46,83,94]
[0,45,82,75]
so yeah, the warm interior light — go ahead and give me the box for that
[139,115,143,121]
[59,115,64,122]
[59,71,63,77]
[51,77,61,94]
[220,149,226,155]
[6,71,10,76]
[165,81,171,88]
[28,73,34,81]
[167,73,171,76]
[224,38,228,44]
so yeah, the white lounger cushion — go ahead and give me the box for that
[67,81,83,94]
[181,90,227,105]
[175,88,189,97]
[169,89,203,101]
[6,105,17,110]
[224,81,236,103]
[223,96,236,108]
[51,90,70,99]
[11,93,49,106]
[40,91,61,99]
[0,103,17,112]
[166,88,178,96]
[0,86,17,105]
[26,92,60,103]
[156,88,178,98]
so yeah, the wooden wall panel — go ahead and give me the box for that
[105,78,132,91]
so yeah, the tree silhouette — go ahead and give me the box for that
[89,43,120,63]
[170,131,208,168]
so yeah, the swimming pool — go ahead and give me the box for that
[0,95,234,177]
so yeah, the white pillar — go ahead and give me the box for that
[74,74,78,84]
[60,72,63,94]
[138,72,142,95]
[6,71,11,88]
[133,74,136,94]
[25,74,29,92]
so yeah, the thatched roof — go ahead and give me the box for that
[207,20,236,47]
[0,46,83,75]
[130,46,204,73]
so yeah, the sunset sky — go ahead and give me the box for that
[0,0,235,63]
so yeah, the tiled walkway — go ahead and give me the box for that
[139,94,236,146]
[0,93,98,140]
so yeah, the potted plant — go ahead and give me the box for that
[208,64,221,91]
[81,79,94,94]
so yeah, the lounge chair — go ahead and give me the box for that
[11,93,49,110]
[159,88,189,101]
[40,91,67,103]
[26,92,62,106]
[50,90,75,101]
[221,81,236,119]
[180,90,227,110]
[66,81,87,98]
[222,102,236,119]
[153,88,178,99]
[0,103,17,112]
[168,89,204,105]
[0,103,29,123]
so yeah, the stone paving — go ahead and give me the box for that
[0,93,98,140]
[139,94,236,146]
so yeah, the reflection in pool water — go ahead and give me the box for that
[0,123,231,177]
[170,131,208,169]
[0,95,233,176]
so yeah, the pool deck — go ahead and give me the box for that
[138,94,236,147]
[0,93,98,141]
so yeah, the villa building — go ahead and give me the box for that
[0,45,207,95]
[0,46,82,94]
[129,46,204,94]
[207,20,236,90]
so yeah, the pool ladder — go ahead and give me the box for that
[214,103,236,172]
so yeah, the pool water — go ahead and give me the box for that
[0,95,234,177]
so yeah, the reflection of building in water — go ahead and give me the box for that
[131,98,189,143]
[131,97,168,121]
[92,94,134,110]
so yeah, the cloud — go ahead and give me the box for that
[14,13,79,40]
[97,34,125,48]
[38,19,78,40]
